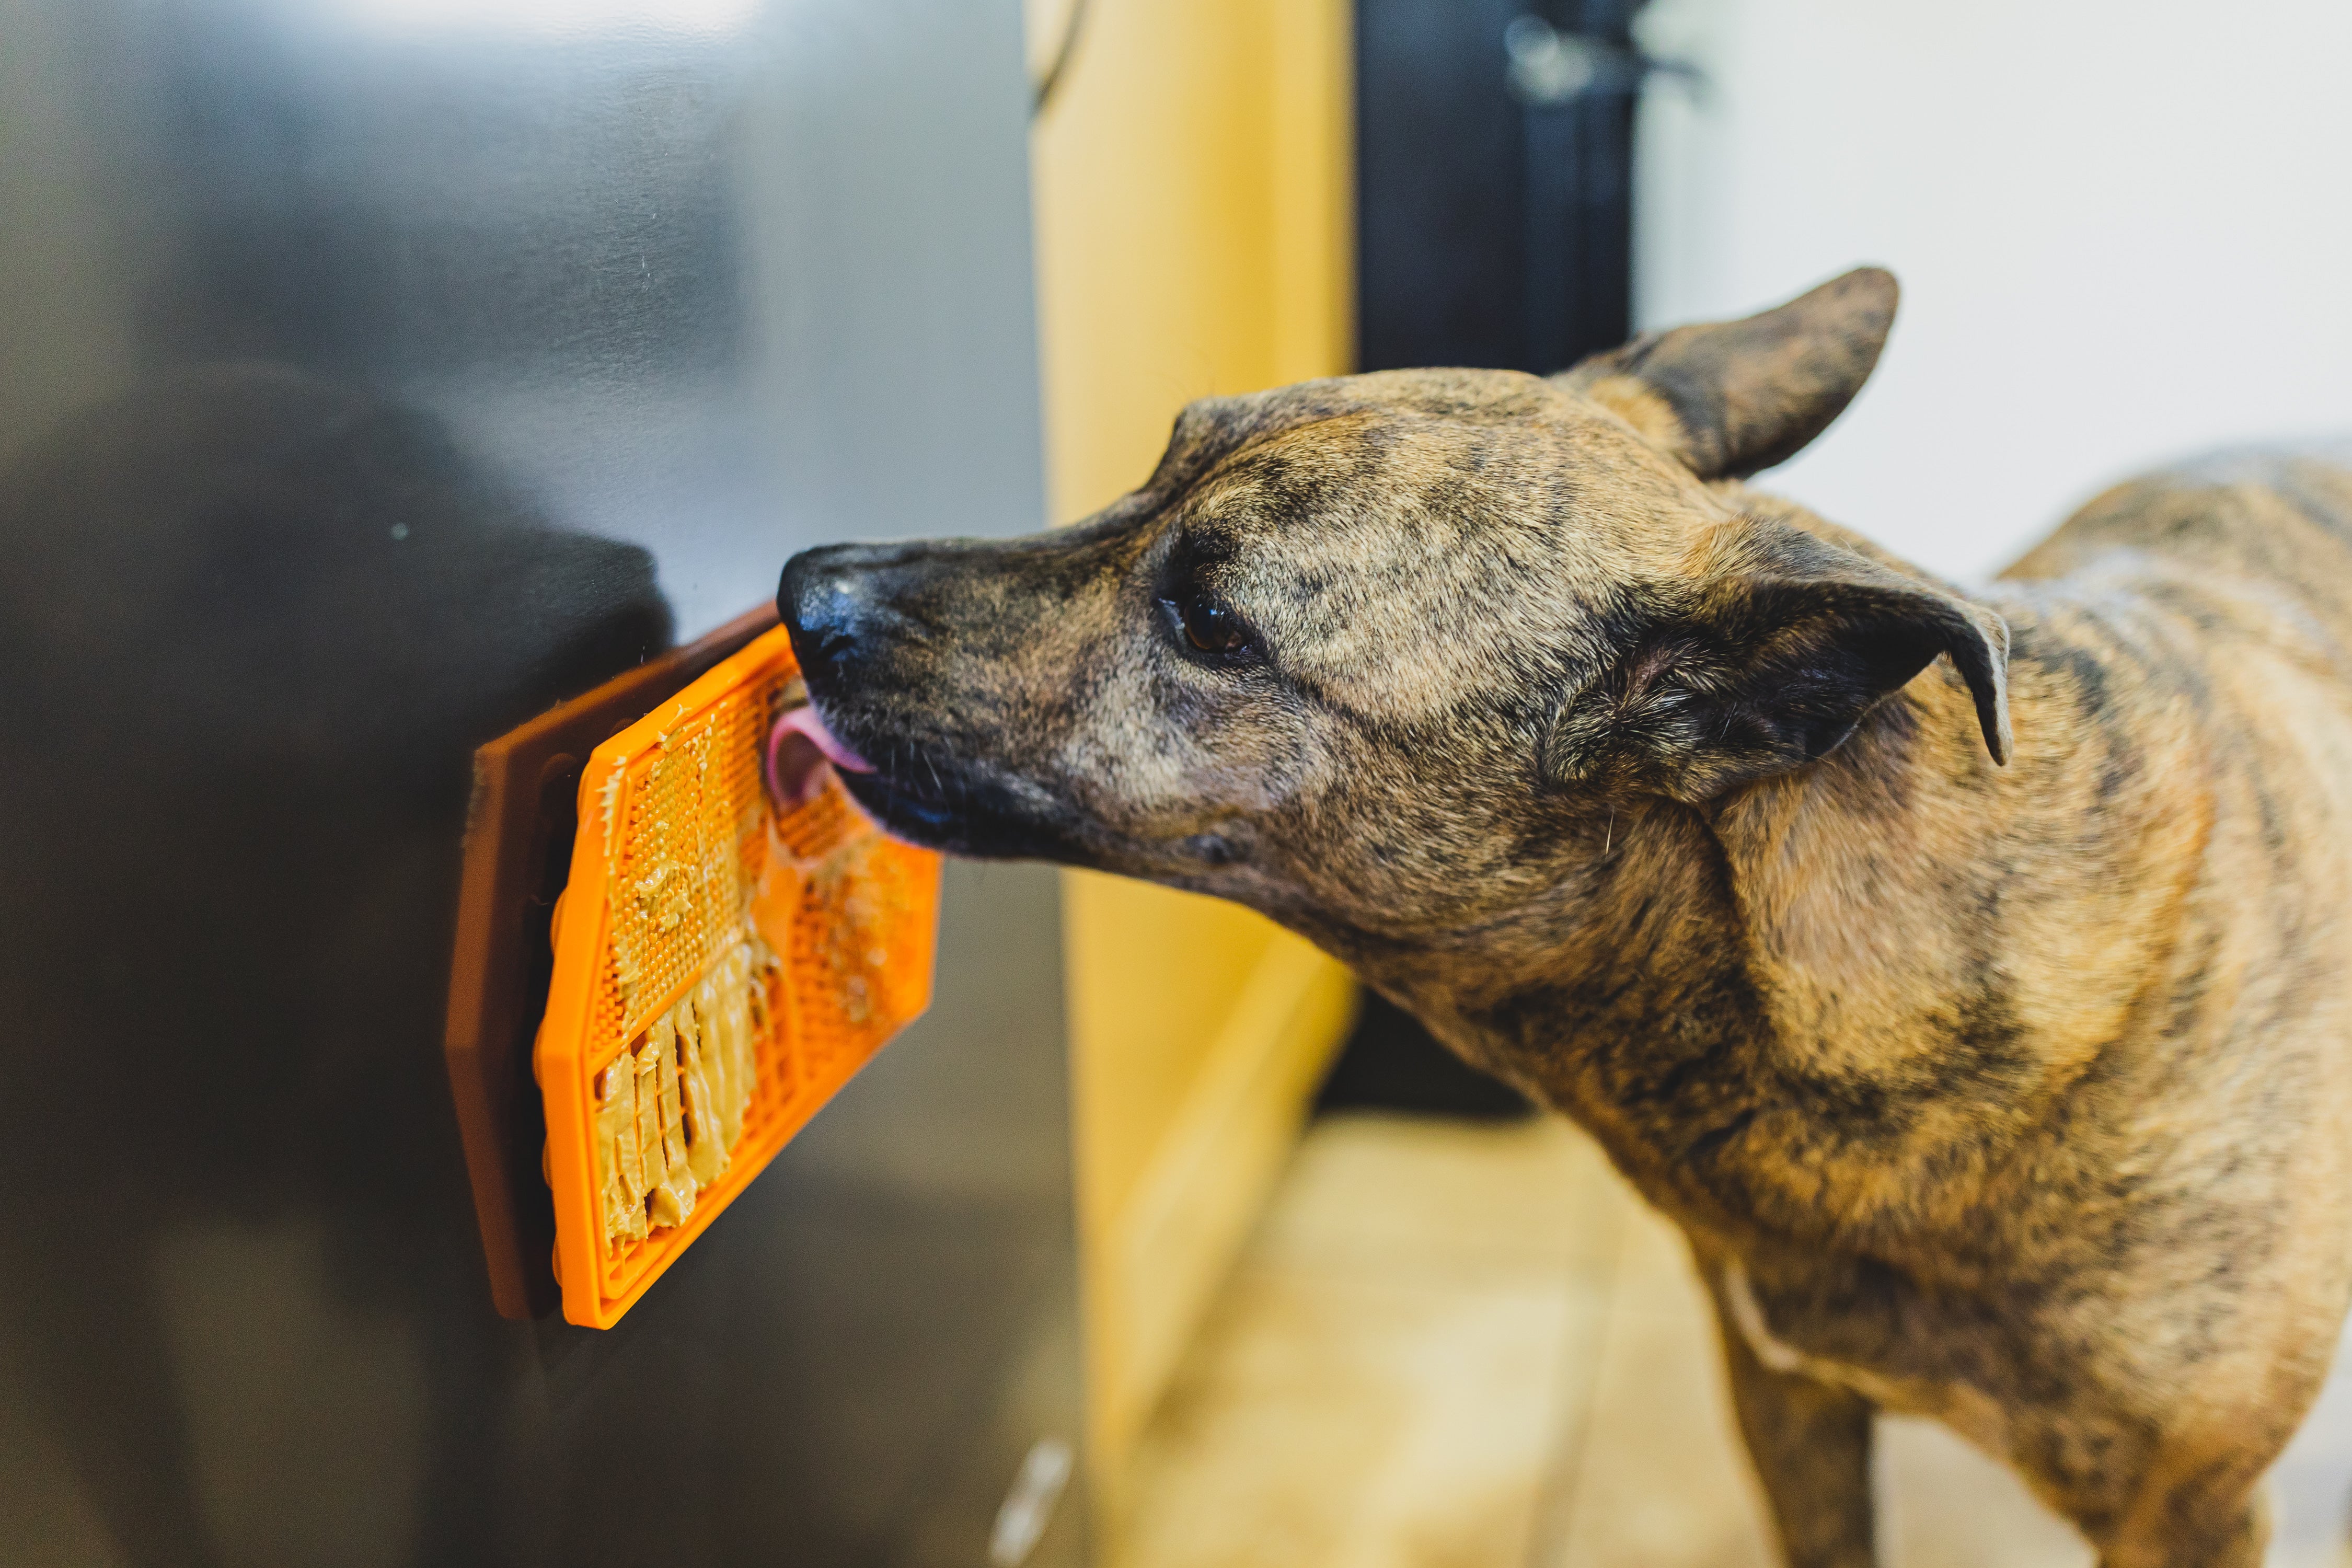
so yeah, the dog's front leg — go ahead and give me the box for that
[1709,1289,1877,1568]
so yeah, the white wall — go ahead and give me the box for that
[1633,0,2352,583]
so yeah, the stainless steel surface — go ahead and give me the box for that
[0,3,1081,1564]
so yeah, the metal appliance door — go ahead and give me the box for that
[0,2,1082,1564]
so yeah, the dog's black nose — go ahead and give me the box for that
[779,542,910,676]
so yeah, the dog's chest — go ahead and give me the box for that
[1720,1255,2017,1452]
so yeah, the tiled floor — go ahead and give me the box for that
[1121,1112,2352,1568]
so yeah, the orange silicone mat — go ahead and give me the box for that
[535,625,940,1328]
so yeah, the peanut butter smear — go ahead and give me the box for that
[595,927,779,1245]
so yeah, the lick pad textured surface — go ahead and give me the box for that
[535,625,940,1328]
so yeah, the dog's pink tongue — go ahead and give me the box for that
[764,704,874,810]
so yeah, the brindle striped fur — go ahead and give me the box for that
[780,270,2352,1567]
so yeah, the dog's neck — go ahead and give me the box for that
[1361,632,2189,1271]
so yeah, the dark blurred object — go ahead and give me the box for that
[1317,992,1532,1121]
[1358,0,1671,377]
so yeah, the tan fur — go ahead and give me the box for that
[779,270,2352,1567]
[1581,371,1689,450]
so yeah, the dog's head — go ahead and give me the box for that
[777,269,2009,953]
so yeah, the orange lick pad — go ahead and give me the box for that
[535,625,940,1328]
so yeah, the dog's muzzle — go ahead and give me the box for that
[774,539,1091,863]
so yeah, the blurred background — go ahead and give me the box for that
[4,1,2351,1565]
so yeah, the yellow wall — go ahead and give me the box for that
[1029,0,1354,519]
[1024,0,1359,1534]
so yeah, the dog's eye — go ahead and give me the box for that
[1160,594,1256,659]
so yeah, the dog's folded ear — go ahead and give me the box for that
[1542,518,2011,803]
[1558,268,1898,481]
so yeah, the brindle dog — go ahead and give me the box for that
[774,269,2352,1567]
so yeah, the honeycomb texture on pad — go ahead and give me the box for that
[535,626,941,1328]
